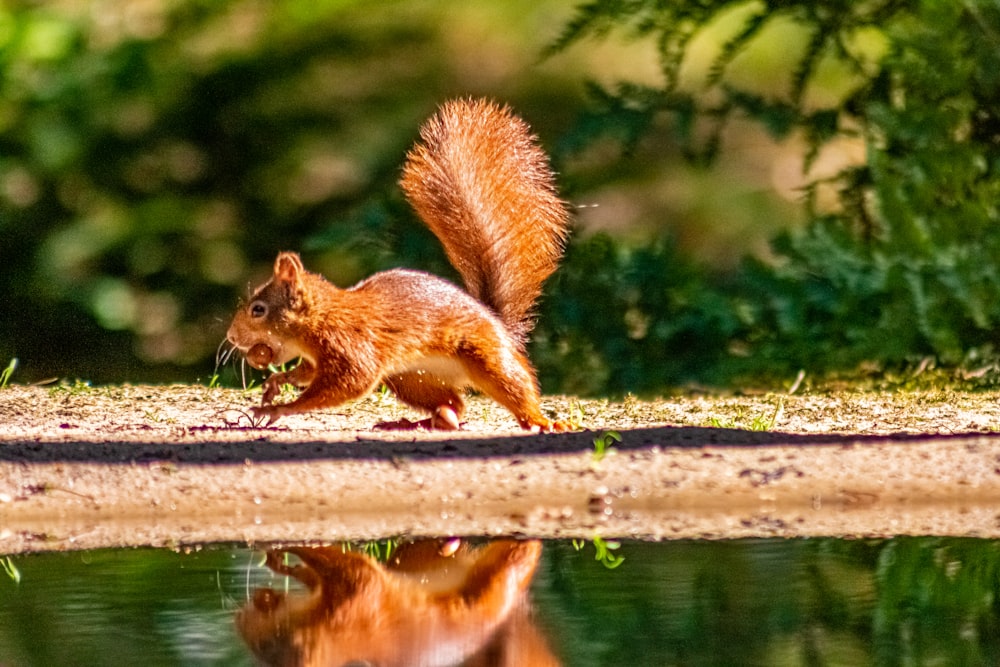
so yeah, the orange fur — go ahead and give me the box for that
[235,539,559,666]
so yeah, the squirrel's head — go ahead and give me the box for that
[226,251,309,368]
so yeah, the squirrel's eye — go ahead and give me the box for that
[249,300,268,318]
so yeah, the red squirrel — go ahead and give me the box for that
[235,539,558,666]
[226,98,570,431]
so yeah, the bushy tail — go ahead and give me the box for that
[400,98,569,345]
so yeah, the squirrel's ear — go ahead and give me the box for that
[273,252,304,284]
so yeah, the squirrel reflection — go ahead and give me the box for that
[236,538,559,667]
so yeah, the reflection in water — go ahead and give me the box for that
[1,538,999,665]
[236,539,559,667]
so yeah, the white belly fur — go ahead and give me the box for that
[388,354,472,387]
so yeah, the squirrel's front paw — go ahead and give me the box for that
[261,376,285,406]
[250,404,284,427]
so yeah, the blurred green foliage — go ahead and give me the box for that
[538,537,1000,665]
[549,0,1000,390]
[0,0,584,382]
[872,538,1000,665]
[3,0,1000,392]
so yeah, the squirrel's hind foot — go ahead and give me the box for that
[522,418,574,433]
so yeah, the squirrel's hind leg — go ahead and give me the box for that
[460,346,567,432]
[377,372,466,430]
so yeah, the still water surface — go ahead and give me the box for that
[1,537,998,666]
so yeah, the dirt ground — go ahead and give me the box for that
[3,383,1000,554]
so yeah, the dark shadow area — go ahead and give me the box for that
[3,425,999,465]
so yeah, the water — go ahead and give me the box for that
[0,537,998,666]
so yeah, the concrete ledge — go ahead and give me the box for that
[3,386,1000,553]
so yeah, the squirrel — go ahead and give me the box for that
[235,539,559,666]
[226,98,570,431]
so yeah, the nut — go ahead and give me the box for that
[247,343,274,369]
